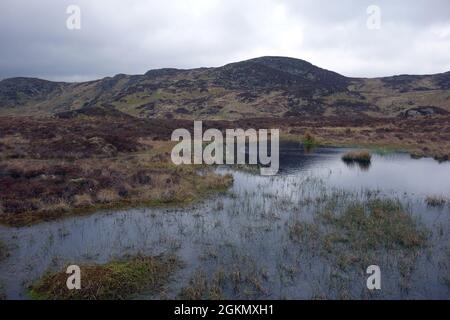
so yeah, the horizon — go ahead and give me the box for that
[2,55,450,83]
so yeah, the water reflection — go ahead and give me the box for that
[342,159,372,171]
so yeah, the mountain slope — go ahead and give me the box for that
[0,56,449,119]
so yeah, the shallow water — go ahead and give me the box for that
[0,143,449,299]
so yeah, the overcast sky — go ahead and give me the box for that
[1,0,449,81]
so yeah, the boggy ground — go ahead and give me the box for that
[0,114,448,226]
[1,145,448,299]
[0,116,233,226]
[281,115,450,161]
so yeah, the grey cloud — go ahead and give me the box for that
[0,0,449,80]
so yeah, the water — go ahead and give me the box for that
[0,143,449,299]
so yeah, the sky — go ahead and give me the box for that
[0,0,449,81]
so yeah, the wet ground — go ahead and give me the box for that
[0,143,449,299]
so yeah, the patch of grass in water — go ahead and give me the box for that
[289,197,429,298]
[341,150,372,164]
[180,257,269,300]
[29,255,181,300]
[321,199,428,250]
[0,241,8,261]
[425,196,448,207]
[303,131,317,148]
[292,199,428,267]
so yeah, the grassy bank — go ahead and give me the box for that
[281,116,450,162]
[0,140,233,227]
[29,255,181,300]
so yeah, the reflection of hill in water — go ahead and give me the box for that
[277,142,344,174]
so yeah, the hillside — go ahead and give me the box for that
[0,56,449,119]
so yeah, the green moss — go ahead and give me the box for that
[29,255,181,300]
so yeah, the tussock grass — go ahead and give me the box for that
[29,255,181,300]
[425,196,448,207]
[342,150,372,163]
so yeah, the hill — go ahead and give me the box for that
[0,56,449,119]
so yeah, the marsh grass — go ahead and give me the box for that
[180,268,268,300]
[425,196,448,207]
[303,131,317,148]
[29,255,181,300]
[289,197,429,269]
[180,254,269,300]
[0,240,8,261]
[289,197,429,297]
[320,199,428,250]
[341,150,372,164]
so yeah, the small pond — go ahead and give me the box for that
[0,143,449,299]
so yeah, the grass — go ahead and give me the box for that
[0,169,233,227]
[179,264,268,300]
[290,198,429,262]
[321,199,428,250]
[0,140,234,227]
[303,131,317,148]
[425,196,448,207]
[288,197,429,298]
[0,241,8,261]
[341,150,372,164]
[281,116,450,162]
[29,255,181,300]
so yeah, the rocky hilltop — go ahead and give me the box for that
[1,56,449,119]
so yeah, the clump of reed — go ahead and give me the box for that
[303,131,317,148]
[342,150,372,164]
[425,196,448,207]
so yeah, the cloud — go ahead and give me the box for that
[0,0,449,80]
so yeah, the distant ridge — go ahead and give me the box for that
[1,56,449,119]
